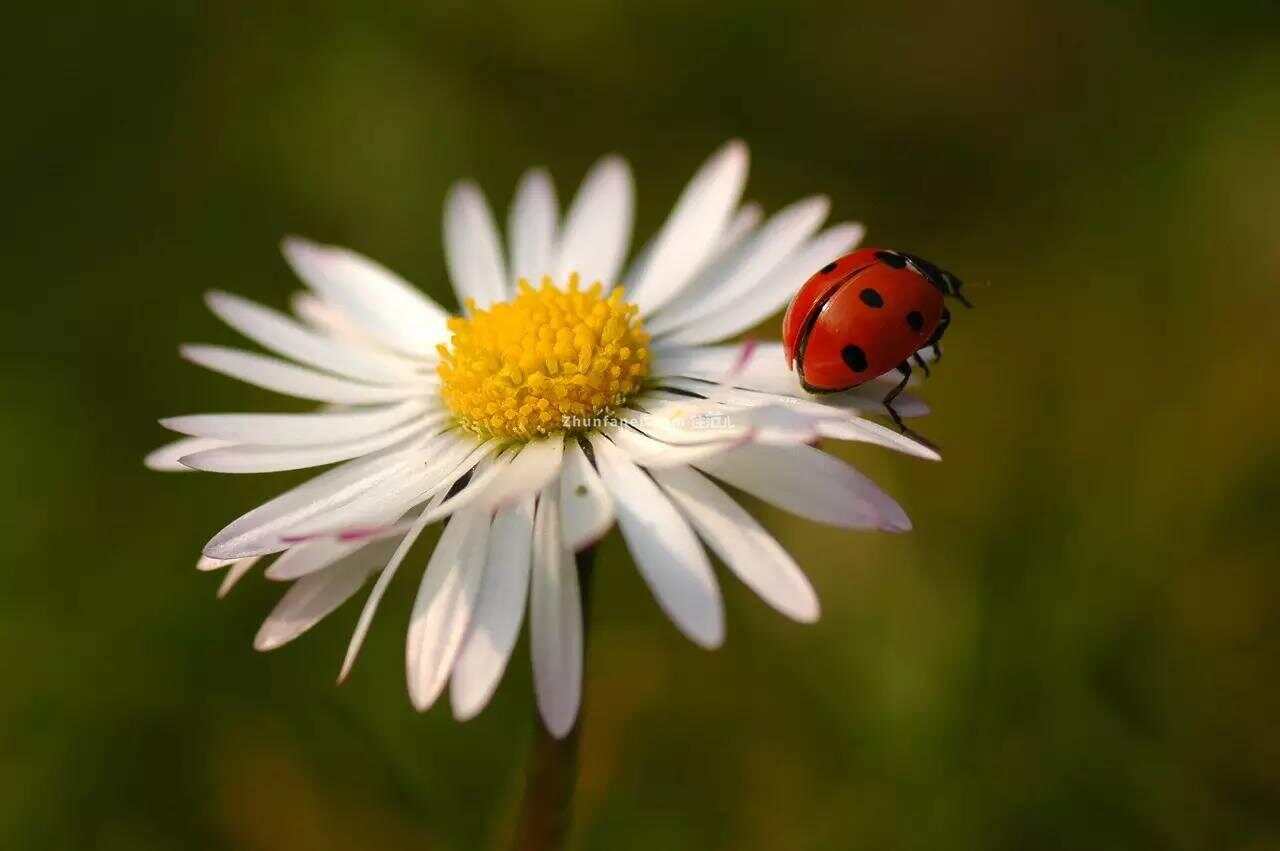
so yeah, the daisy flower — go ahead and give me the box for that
[148,140,938,737]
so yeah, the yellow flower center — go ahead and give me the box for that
[437,275,651,440]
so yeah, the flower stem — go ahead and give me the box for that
[511,547,595,851]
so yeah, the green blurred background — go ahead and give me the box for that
[5,1,1280,848]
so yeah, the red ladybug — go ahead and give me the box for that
[782,248,969,437]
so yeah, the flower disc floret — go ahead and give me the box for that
[437,275,651,440]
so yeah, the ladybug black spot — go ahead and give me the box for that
[859,288,884,308]
[875,250,907,269]
[841,345,868,372]
[820,261,838,274]
[907,310,924,332]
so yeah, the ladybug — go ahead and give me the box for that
[782,248,970,439]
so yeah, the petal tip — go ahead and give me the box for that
[793,599,821,624]
[202,541,241,562]
[596,153,633,181]
[157,416,187,434]
[722,138,749,160]
[261,563,290,581]
[882,515,913,533]
[253,631,281,652]
[203,288,234,309]
[541,711,577,740]
[446,179,482,203]
[281,234,318,257]
[688,619,726,650]
[803,194,832,217]
[143,448,179,471]
[177,342,213,364]
[450,691,485,723]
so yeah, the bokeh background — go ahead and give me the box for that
[5,2,1280,849]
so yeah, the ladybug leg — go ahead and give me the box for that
[926,307,951,362]
[912,352,931,376]
[883,363,911,429]
[883,361,938,450]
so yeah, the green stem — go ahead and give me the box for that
[511,548,595,851]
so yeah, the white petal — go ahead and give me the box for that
[694,443,911,532]
[529,484,583,738]
[290,291,375,343]
[443,181,508,311]
[640,203,761,319]
[405,450,513,522]
[181,344,430,405]
[283,436,497,545]
[508,168,559,287]
[651,346,930,418]
[253,551,380,651]
[179,419,429,474]
[650,374,901,420]
[724,402,826,444]
[653,342,795,393]
[625,199,757,296]
[603,420,742,469]
[639,394,832,448]
[659,222,865,346]
[398,436,564,534]
[713,203,764,258]
[281,237,450,356]
[589,434,724,648]
[618,401,749,445]
[627,140,749,316]
[653,466,819,623]
[458,437,565,515]
[266,539,366,581]
[409,438,503,507]
[338,493,444,682]
[450,495,535,720]
[405,509,489,711]
[619,232,656,296]
[815,418,941,461]
[205,291,422,384]
[812,385,931,419]
[197,555,236,572]
[558,440,614,551]
[650,375,816,408]
[202,435,442,560]
[145,436,228,471]
[553,155,634,287]
[217,557,260,598]
[646,196,829,336]
[161,400,436,446]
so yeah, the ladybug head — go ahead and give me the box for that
[898,251,972,309]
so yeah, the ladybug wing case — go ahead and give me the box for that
[782,249,880,369]
[790,261,946,392]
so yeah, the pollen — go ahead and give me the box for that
[437,275,651,440]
